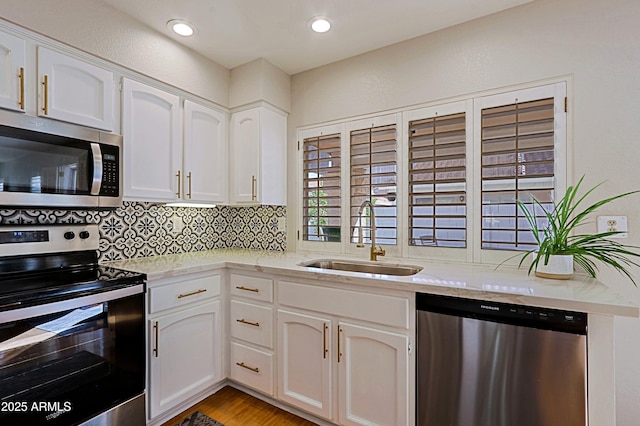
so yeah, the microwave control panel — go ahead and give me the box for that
[100,144,119,197]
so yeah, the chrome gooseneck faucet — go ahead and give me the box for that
[356,199,385,261]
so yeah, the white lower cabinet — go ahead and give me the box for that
[145,270,411,426]
[277,281,411,426]
[147,273,223,421]
[277,310,333,419]
[228,272,275,396]
[338,322,408,426]
[230,341,274,395]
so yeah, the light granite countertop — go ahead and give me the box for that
[104,249,639,317]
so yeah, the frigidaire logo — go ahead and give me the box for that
[27,119,45,128]
[481,305,500,311]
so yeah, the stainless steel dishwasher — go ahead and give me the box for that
[417,293,587,426]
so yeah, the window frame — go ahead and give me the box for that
[402,100,473,262]
[295,80,569,265]
[297,123,347,253]
[346,114,401,258]
[472,82,567,265]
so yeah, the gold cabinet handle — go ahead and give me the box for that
[251,175,257,201]
[42,74,49,115]
[187,172,192,199]
[323,323,329,359]
[235,285,259,293]
[176,170,181,198]
[18,67,24,110]
[177,288,207,299]
[236,318,260,327]
[337,325,343,363]
[236,362,259,373]
[153,321,159,358]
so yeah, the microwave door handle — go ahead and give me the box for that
[90,143,102,195]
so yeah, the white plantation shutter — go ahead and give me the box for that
[302,133,342,241]
[481,97,556,250]
[408,112,467,248]
[350,124,397,245]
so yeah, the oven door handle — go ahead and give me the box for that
[0,284,144,324]
[90,142,103,195]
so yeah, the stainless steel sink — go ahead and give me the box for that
[299,259,423,276]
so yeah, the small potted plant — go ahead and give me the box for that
[515,176,640,285]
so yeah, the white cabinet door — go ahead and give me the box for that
[148,300,222,419]
[230,107,260,203]
[277,310,332,420]
[38,47,114,130]
[259,106,287,205]
[338,322,409,426]
[122,78,181,201]
[183,100,227,203]
[230,106,287,205]
[0,30,26,112]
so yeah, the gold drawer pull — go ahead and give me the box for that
[178,288,207,299]
[338,325,343,363]
[251,175,257,201]
[153,321,159,357]
[236,318,260,327]
[18,67,25,110]
[235,285,259,293]
[236,362,259,373]
[42,74,49,115]
[323,323,328,359]
[176,170,182,198]
[187,171,192,199]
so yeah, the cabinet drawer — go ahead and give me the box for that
[230,273,273,302]
[149,274,221,314]
[279,281,409,329]
[230,300,273,348]
[230,342,273,396]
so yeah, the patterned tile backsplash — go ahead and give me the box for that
[0,202,286,261]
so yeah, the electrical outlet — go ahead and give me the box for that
[597,216,627,238]
[277,217,286,232]
[170,216,184,235]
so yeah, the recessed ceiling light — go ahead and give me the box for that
[310,18,331,33]
[167,19,197,37]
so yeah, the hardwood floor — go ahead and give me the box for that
[162,386,318,426]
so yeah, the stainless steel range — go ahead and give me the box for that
[0,225,145,426]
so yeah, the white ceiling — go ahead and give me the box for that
[102,0,533,75]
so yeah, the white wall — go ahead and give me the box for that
[0,0,230,106]
[289,0,640,423]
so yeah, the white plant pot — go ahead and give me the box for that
[534,254,574,280]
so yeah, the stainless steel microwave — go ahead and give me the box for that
[0,110,122,209]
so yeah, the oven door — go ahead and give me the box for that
[0,285,144,426]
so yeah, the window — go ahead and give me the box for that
[480,96,557,250]
[408,112,467,248]
[302,133,342,242]
[297,80,566,262]
[350,124,397,245]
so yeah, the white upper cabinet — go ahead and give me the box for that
[122,78,181,201]
[183,100,228,204]
[37,46,115,131]
[0,30,26,112]
[230,106,287,205]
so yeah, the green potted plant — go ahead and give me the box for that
[515,176,640,284]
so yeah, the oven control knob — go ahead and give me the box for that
[79,231,90,239]
[64,231,75,240]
